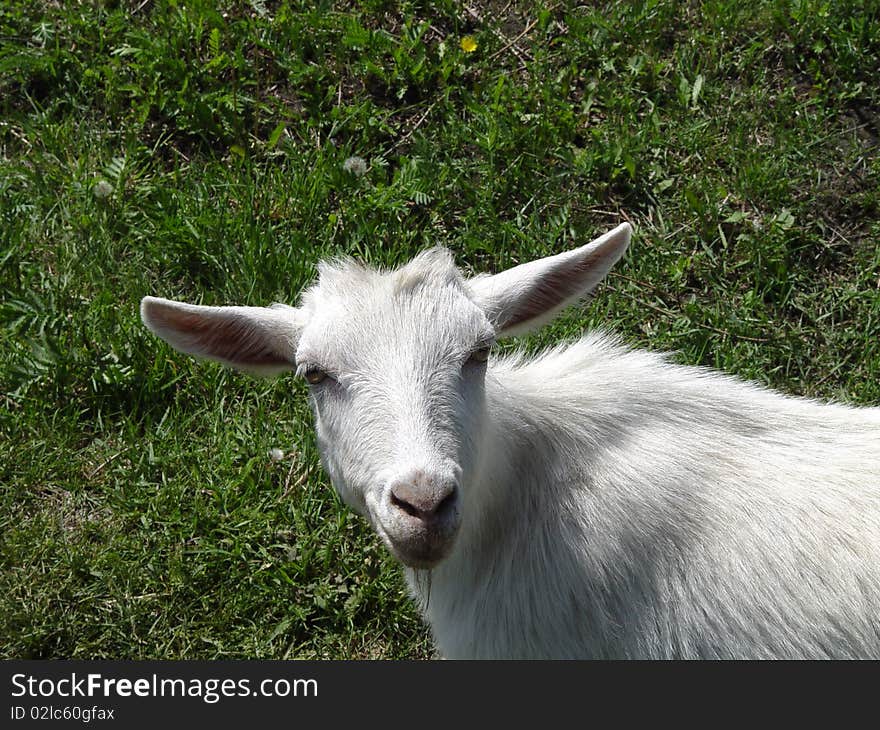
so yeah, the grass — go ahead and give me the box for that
[1,0,878,659]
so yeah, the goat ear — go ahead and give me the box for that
[140,296,302,375]
[467,222,631,337]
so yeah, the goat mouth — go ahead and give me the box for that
[387,540,454,569]
[374,524,458,569]
[368,498,460,569]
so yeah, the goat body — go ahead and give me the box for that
[419,335,880,658]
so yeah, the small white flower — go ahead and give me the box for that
[92,180,113,199]
[269,448,285,461]
[342,156,368,176]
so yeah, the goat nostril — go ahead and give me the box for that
[390,490,423,519]
[434,490,457,517]
[389,481,459,521]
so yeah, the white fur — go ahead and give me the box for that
[141,223,880,659]
[420,336,880,658]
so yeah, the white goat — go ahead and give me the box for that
[141,223,880,659]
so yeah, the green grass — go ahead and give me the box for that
[1,0,878,659]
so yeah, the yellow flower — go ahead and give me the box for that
[460,35,477,53]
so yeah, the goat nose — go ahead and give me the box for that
[389,474,459,521]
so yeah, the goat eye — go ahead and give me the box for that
[304,367,328,385]
[469,346,491,364]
